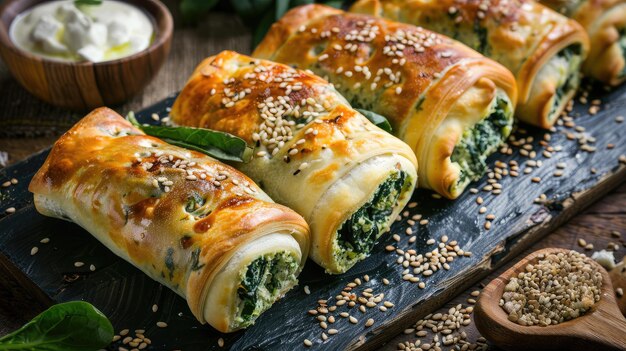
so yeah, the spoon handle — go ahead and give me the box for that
[599,313,626,351]
[579,305,626,351]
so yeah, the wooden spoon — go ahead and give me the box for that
[609,257,626,316]
[475,248,626,351]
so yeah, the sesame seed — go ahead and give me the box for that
[304,285,311,295]
[74,261,84,267]
[5,207,15,214]
[304,339,312,347]
[156,321,168,328]
[90,264,96,271]
[30,247,38,256]
[152,304,158,312]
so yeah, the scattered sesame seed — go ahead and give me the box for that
[74,261,84,267]
[156,321,168,328]
[30,247,38,256]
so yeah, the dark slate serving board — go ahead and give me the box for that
[1,84,625,350]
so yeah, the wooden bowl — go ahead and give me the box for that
[0,0,173,111]
[475,248,626,351]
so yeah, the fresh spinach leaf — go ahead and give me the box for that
[127,112,252,163]
[0,301,113,351]
[356,109,393,133]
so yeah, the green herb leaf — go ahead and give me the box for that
[127,112,252,163]
[356,109,393,133]
[0,301,113,351]
[74,0,102,6]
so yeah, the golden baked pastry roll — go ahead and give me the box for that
[171,51,418,274]
[253,6,517,199]
[28,108,310,333]
[538,0,626,85]
[349,0,590,128]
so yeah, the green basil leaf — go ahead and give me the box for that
[356,109,393,133]
[181,0,220,22]
[0,301,113,351]
[127,112,252,163]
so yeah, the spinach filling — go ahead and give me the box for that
[334,171,410,267]
[547,45,582,119]
[235,251,299,328]
[450,93,514,192]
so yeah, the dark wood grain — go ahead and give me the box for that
[0,0,173,111]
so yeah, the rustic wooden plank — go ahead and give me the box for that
[0,79,624,350]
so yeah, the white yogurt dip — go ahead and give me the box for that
[9,0,154,62]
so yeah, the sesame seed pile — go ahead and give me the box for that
[303,275,395,347]
[112,328,152,351]
[500,250,602,326]
[387,231,472,288]
[397,300,487,351]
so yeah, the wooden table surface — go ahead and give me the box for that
[0,2,624,350]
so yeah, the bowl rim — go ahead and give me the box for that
[0,0,173,67]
